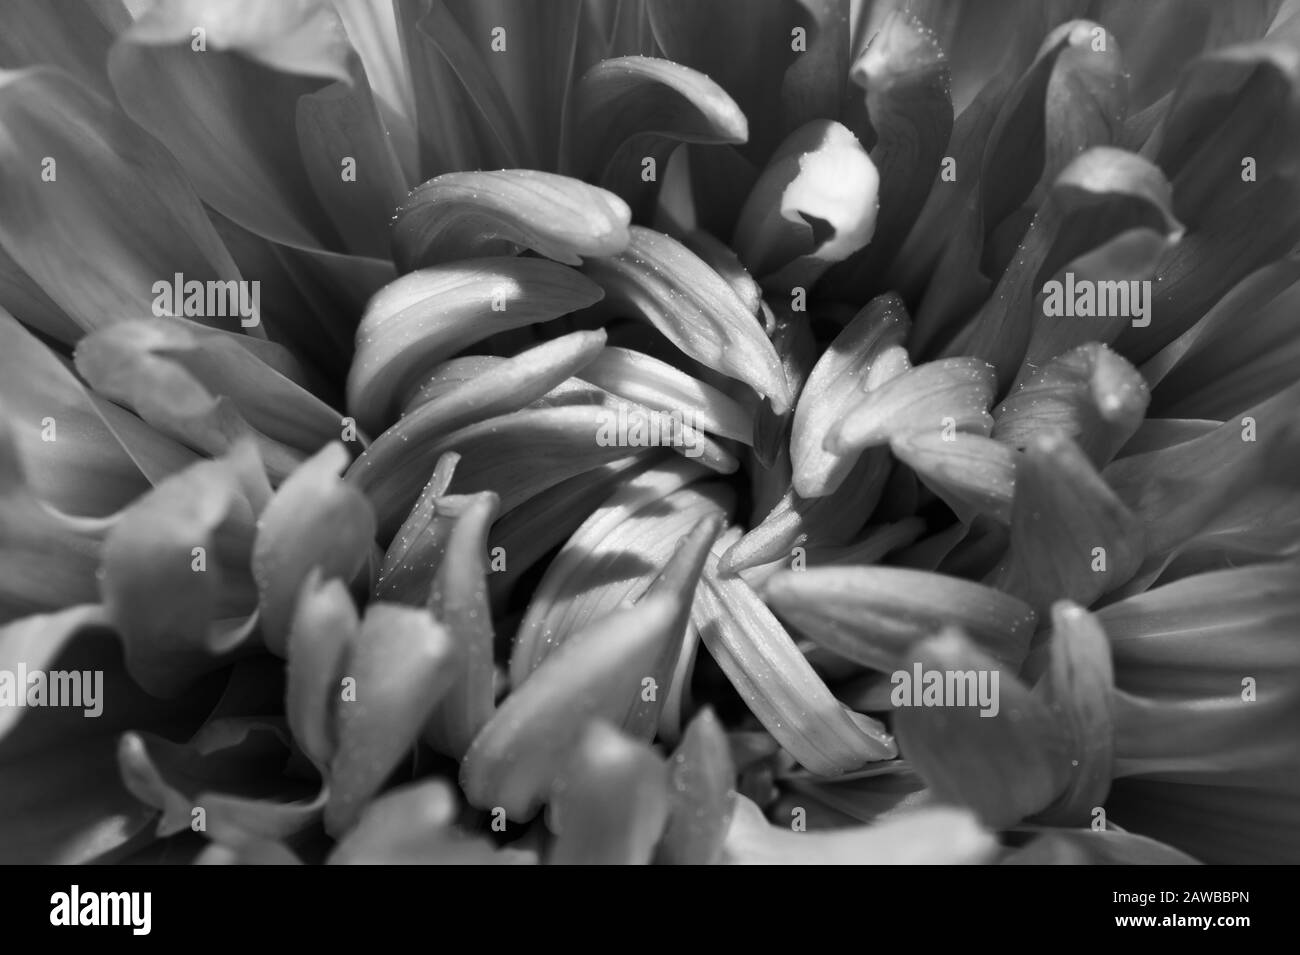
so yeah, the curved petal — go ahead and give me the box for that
[347,257,605,433]
[253,443,376,656]
[391,170,631,271]
[572,56,747,217]
[548,720,670,865]
[581,226,792,413]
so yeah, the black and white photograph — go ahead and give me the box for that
[0,0,1294,909]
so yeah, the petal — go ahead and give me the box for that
[647,0,804,156]
[894,630,1069,828]
[1092,0,1280,111]
[732,119,879,288]
[100,454,261,696]
[285,571,357,771]
[790,293,908,498]
[889,431,1018,525]
[993,342,1149,468]
[1019,226,1175,374]
[424,491,499,759]
[721,449,890,573]
[508,457,720,682]
[1153,15,1300,225]
[947,147,1182,391]
[118,719,325,842]
[827,357,996,454]
[372,452,461,605]
[572,56,747,218]
[1003,829,1200,864]
[582,226,792,412]
[392,170,631,271]
[995,431,1145,611]
[1034,602,1116,824]
[126,0,354,83]
[578,346,754,443]
[461,594,685,820]
[327,603,457,833]
[1101,564,1300,785]
[0,310,149,516]
[198,838,304,865]
[1107,777,1300,864]
[79,319,344,454]
[347,258,605,433]
[486,454,651,608]
[780,0,852,133]
[253,443,375,656]
[363,405,657,542]
[764,566,1037,671]
[654,708,735,865]
[349,330,608,536]
[328,779,535,864]
[295,60,412,259]
[0,0,128,90]
[0,606,219,863]
[108,18,342,249]
[694,534,896,775]
[722,795,995,864]
[830,9,952,294]
[1147,260,1300,418]
[74,323,307,482]
[548,720,670,865]
[435,0,583,170]
[0,67,245,334]
[1103,380,1300,558]
[0,421,102,620]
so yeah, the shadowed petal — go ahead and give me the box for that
[1034,602,1116,824]
[508,458,721,682]
[548,720,670,864]
[994,431,1145,611]
[100,452,263,696]
[947,147,1181,391]
[790,293,908,498]
[831,8,952,294]
[695,533,896,774]
[654,708,735,864]
[1003,828,1200,864]
[328,779,535,864]
[582,226,792,412]
[573,56,747,218]
[0,606,220,863]
[461,595,684,820]
[285,571,356,771]
[894,630,1069,828]
[994,343,1149,467]
[253,443,375,656]
[119,719,326,842]
[326,603,457,834]
[890,431,1018,525]
[764,566,1037,671]
[424,491,499,758]
[828,357,996,454]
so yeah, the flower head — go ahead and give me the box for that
[1,0,1299,865]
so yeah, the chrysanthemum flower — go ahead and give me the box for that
[1,0,1298,865]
